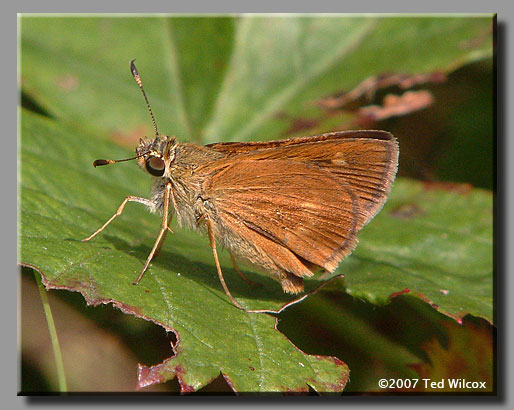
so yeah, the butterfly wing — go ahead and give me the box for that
[202,159,360,274]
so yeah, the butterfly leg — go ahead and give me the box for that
[82,196,154,242]
[229,252,262,288]
[133,183,172,285]
[205,216,245,310]
[152,212,173,259]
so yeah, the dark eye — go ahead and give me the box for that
[145,156,165,176]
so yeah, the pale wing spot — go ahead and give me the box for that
[302,201,323,210]
[331,151,349,166]
[331,158,349,165]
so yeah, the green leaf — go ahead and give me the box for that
[344,180,493,323]
[20,109,349,392]
[20,16,493,392]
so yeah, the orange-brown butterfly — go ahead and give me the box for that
[83,60,399,310]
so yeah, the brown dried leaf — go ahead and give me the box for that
[358,90,434,122]
[318,72,446,111]
[409,319,494,392]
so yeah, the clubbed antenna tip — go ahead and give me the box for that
[93,159,115,167]
[130,59,159,137]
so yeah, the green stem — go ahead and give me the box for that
[34,273,68,392]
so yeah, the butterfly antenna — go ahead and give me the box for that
[130,59,159,137]
[92,150,148,167]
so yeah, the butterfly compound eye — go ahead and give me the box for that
[145,156,165,176]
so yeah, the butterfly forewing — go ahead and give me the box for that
[208,131,398,230]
